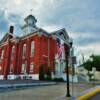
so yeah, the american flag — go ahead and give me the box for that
[56,38,63,61]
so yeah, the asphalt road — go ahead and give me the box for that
[88,93,100,100]
[0,82,93,100]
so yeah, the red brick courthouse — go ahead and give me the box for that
[0,15,71,80]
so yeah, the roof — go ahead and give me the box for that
[0,27,70,46]
[51,28,69,39]
[0,27,50,45]
[24,15,37,23]
[51,28,70,45]
[0,33,8,43]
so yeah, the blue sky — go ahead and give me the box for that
[0,0,100,64]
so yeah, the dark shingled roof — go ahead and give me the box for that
[24,14,37,23]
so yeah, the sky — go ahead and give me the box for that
[0,0,100,65]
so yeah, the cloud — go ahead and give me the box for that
[0,0,100,64]
[0,9,9,36]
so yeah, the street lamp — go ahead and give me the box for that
[65,40,73,97]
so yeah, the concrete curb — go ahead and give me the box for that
[0,82,56,91]
[74,86,100,100]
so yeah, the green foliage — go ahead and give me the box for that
[44,76,51,81]
[90,55,100,71]
[84,55,100,71]
[39,64,45,80]
[44,77,64,82]
[84,60,92,71]
[52,77,64,82]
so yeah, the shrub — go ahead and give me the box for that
[52,77,64,82]
[44,76,51,81]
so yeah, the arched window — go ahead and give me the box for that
[9,64,13,74]
[22,44,26,58]
[31,41,35,57]
[21,61,27,74]
[11,46,15,60]
[30,63,34,73]
[1,49,4,59]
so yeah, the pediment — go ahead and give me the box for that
[51,28,70,44]
[0,33,14,43]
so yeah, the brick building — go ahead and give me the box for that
[0,15,70,80]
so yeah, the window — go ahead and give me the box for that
[30,63,34,73]
[1,49,4,59]
[11,46,15,60]
[9,64,13,74]
[22,44,26,58]
[31,41,35,57]
[21,63,26,74]
[0,66,2,71]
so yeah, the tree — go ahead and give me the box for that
[84,60,92,72]
[90,55,100,71]
[84,55,100,71]
[83,55,100,81]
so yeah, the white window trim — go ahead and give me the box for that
[9,64,13,74]
[11,46,15,60]
[1,49,4,59]
[22,44,26,58]
[30,41,35,57]
[30,63,34,73]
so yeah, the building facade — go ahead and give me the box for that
[0,15,71,80]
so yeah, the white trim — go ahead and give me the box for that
[0,33,38,47]
[7,75,17,80]
[28,74,39,80]
[0,75,4,80]
[0,39,18,48]
[18,74,39,80]
[21,33,37,40]
[38,31,49,37]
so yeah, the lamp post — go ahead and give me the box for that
[65,41,73,97]
[65,49,70,97]
[53,31,73,97]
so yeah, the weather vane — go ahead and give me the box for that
[30,8,33,15]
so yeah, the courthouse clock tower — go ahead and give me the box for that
[22,15,38,35]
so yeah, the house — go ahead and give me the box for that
[0,14,71,80]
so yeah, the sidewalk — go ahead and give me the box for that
[0,80,56,92]
[0,81,98,100]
